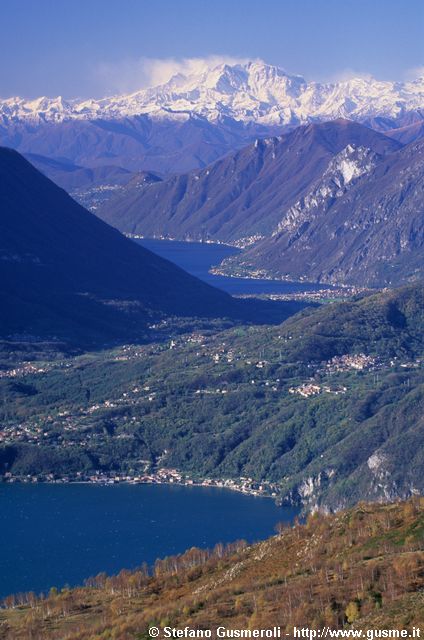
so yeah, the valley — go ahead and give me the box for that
[1,35,424,639]
[2,283,424,513]
[135,238,342,298]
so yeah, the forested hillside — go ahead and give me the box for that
[1,500,423,639]
[2,284,424,510]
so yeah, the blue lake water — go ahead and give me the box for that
[2,238,310,599]
[0,483,298,598]
[136,238,331,295]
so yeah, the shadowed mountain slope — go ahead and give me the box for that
[0,148,297,346]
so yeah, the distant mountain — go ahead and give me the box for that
[97,120,401,244]
[24,153,133,192]
[0,148,274,347]
[0,113,279,176]
[2,61,424,127]
[231,138,424,287]
[0,61,422,178]
[23,153,135,211]
[110,169,162,195]
[96,118,424,288]
[385,120,424,145]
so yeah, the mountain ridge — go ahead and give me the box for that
[97,120,401,245]
[1,61,423,180]
[2,61,424,127]
[232,137,424,286]
[95,118,424,288]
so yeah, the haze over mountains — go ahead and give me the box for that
[24,153,133,193]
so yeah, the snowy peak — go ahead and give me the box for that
[2,61,423,126]
[144,61,307,123]
[163,61,304,96]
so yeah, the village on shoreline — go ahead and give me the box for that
[1,467,283,501]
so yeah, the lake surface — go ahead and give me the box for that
[137,238,331,295]
[0,483,298,598]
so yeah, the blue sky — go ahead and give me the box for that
[2,0,423,98]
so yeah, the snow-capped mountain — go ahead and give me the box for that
[1,61,423,200]
[1,61,424,126]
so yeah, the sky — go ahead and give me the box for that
[1,0,423,99]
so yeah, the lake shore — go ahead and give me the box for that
[135,237,341,296]
[1,480,297,598]
[2,467,284,502]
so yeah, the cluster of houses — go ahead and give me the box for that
[0,423,47,444]
[288,353,378,398]
[199,475,279,498]
[261,285,368,303]
[324,353,376,372]
[288,383,347,398]
[0,363,47,378]
[2,467,279,498]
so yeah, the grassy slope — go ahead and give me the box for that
[1,500,423,639]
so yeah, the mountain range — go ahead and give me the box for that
[235,137,424,286]
[1,61,423,186]
[3,61,424,127]
[97,119,401,247]
[2,62,424,312]
[97,118,424,287]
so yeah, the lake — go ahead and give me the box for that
[0,483,298,598]
[136,238,331,295]
[2,238,308,600]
